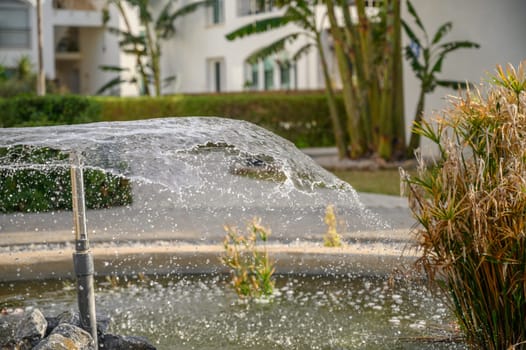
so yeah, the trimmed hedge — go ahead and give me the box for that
[0,146,132,213]
[96,91,341,148]
[0,92,340,148]
[0,95,101,128]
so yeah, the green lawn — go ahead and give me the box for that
[332,169,408,196]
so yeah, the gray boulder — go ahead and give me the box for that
[33,323,95,350]
[102,334,157,350]
[15,309,48,347]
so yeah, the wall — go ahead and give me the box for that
[402,0,526,154]
[159,1,323,94]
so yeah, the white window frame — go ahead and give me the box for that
[237,0,275,17]
[0,0,31,49]
[207,57,226,93]
[207,0,225,25]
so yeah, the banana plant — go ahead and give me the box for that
[403,0,480,157]
[225,0,349,158]
[100,0,215,96]
[326,0,405,160]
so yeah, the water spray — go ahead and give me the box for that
[70,152,98,349]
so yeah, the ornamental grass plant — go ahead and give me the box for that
[401,62,526,349]
[222,218,275,300]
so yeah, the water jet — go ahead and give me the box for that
[0,117,464,348]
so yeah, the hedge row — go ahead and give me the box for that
[0,92,338,212]
[0,95,101,128]
[0,146,132,213]
[96,92,341,148]
[1,92,340,148]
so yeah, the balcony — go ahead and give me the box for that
[52,0,104,27]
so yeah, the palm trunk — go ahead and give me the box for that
[144,21,161,96]
[391,0,406,159]
[36,0,45,96]
[407,87,425,157]
[315,33,349,159]
[116,1,150,95]
[326,0,365,158]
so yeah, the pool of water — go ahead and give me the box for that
[0,274,466,349]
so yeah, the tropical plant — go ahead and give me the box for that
[100,0,215,96]
[225,0,349,158]
[222,218,275,299]
[325,0,405,160]
[36,0,45,96]
[402,0,480,157]
[228,1,406,160]
[0,56,36,97]
[401,62,526,349]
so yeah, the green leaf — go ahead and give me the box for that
[292,43,313,62]
[431,22,452,45]
[162,75,176,88]
[406,0,425,34]
[438,40,480,56]
[245,33,301,64]
[404,46,424,73]
[283,4,314,31]
[170,0,216,21]
[98,65,130,72]
[401,20,422,48]
[226,16,292,41]
[430,55,445,74]
[436,79,471,90]
[96,76,129,95]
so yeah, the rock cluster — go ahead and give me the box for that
[1,308,156,350]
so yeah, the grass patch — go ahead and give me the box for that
[332,169,409,196]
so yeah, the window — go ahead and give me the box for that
[244,62,259,90]
[207,58,225,92]
[208,0,224,25]
[263,58,273,90]
[0,0,31,49]
[279,62,291,90]
[237,0,274,17]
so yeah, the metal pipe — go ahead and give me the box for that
[70,152,98,349]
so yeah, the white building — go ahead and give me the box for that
[1,0,525,142]
[159,0,526,141]
[0,0,138,95]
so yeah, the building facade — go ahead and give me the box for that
[1,0,525,144]
[0,0,138,95]
[156,0,331,94]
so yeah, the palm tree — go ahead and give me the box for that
[100,0,215,96]
[403,0,480,157]
[228,0,406,160]
[325,0,405,160]
[226,0,349,158]
[36,0,45,96]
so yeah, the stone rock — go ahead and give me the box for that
[45,316,60,337]
[102,334,156,350]
[56,310,81,327]
[15,309,47,347]
[33,323,95,350]
[0,313,23,345]
[95,314,111,340]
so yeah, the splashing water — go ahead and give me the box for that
[0,117,388,244]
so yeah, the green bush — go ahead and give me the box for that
[0,92,339,148]
[0,146,132,213]
[96,91,340,148]
[0,95,101,127]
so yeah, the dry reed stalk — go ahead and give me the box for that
[402,62,526,349]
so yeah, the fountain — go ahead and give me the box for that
[0,117,465,348]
